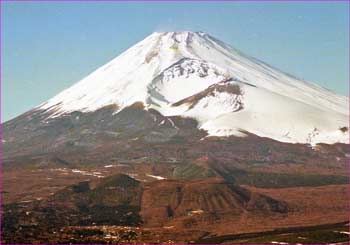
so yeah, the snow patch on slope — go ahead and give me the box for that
[201,83,349,145]
[148,58,228,104]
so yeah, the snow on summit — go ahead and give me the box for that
[38,31,349,145]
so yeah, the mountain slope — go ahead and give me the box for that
[8,31,350,144]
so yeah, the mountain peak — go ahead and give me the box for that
[149,31,211,46]
[151,30,207,35]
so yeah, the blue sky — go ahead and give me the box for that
[2,1,349,122]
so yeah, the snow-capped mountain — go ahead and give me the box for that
[38,31,349,145]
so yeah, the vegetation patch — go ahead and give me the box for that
[217,167,348,188]
[173,164,215,179]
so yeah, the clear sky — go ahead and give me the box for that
[2,1,349,122]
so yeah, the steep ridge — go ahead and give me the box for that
[141,178,287,227]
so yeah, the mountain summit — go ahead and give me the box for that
[18,32,350,144]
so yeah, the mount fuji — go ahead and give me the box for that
[31,31,349,145]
